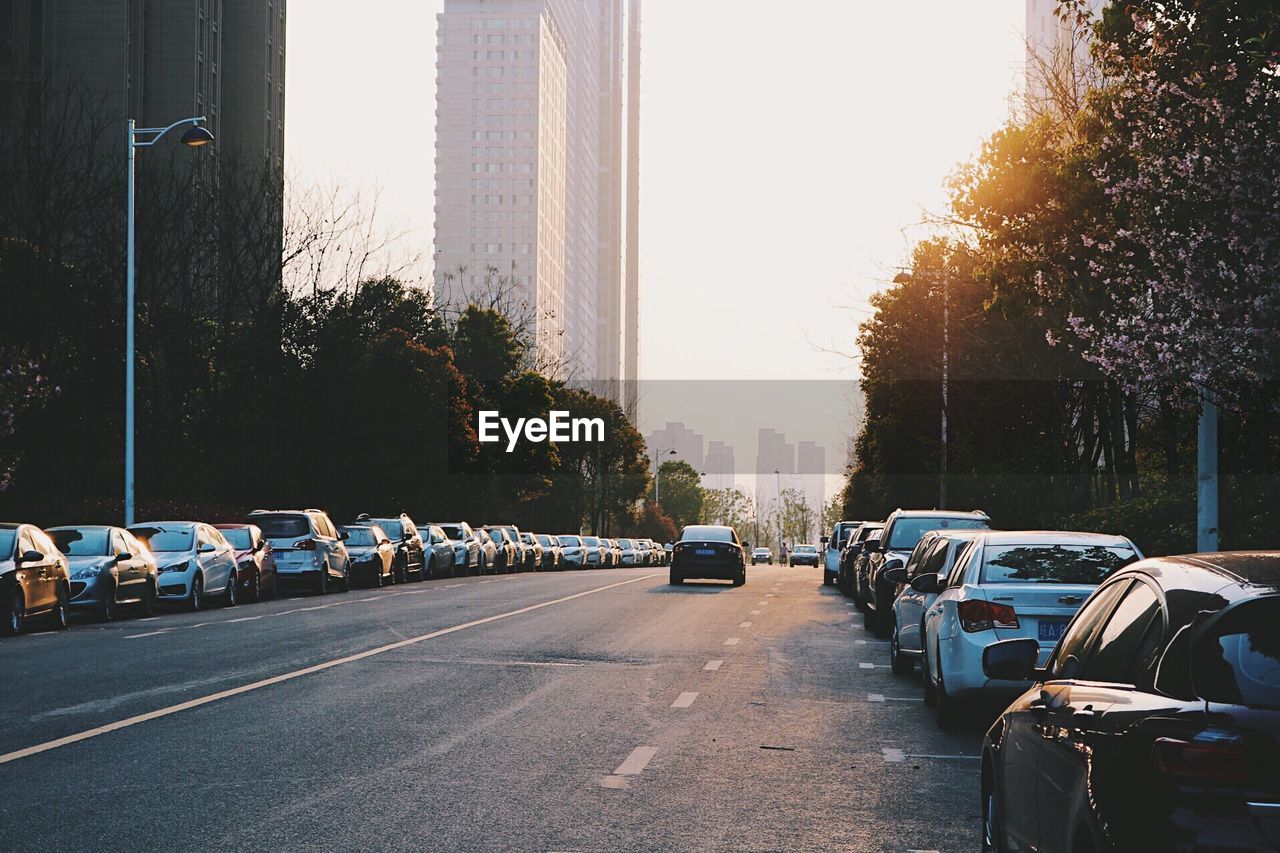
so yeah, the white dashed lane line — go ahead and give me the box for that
[868,693,923,703]
[739,621,752,627]
[724,637,740,646]
[703,659,723,671]
[670,692,698,709]
[883,747,980,763]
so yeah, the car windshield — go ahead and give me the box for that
[795,545,816,553]
[129,526,194,553]
[560,536,581,546]
[681,526,733,543]
[219,528,253,550]
[1193,597,1280,709]
[520,533,533,543]
[980,544,1137,585]
[50,528,111,556]
[440,526,465,540]
[0,529,15,557]
[342,527,379,546]
[253,516,310,539]
[376,520,404,539]
[888,517,988,551]
[857,526,882,543]
[582,536,599,546]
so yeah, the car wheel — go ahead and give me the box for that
[315,567,329,596]
[189,574,205,611]
[425,558,435,581]
[982,766,1003,853]
[890,622,914,674]
[935,656,960,730]
[922,644,938,706]
[873,594,893,639]
[337,564,350,592]
[245,570,261,603]
[140,581,157,616]
[52,585,70,629]
[99,584,116,622]
[669,570,683,586]
[2,587,25,636]
[732,568,746,587]
[373,564,385,588]
[224,571,238,607]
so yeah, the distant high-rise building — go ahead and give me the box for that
[704,441,735,492]
[648,421,704,472]
[434,0,639,387]
[222,0,287,170]
[1025,0,1104,104]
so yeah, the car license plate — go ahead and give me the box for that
[1038,620,1069,643]
[695,548,715,556]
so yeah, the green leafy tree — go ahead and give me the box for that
[656,460,704,531]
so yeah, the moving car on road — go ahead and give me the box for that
[921,529,1141,728]
[886,528,983,674]
[670,524,746,587]
[214,523,277,602]
[789,543,820,567]
[980,551,1280,853]
[1,522,71,634]
[751,547,772,566]
[339,524,395,587]
[437,522,480,576]
[824,520,864,586]
[50,525,157,620]
[358,514,425,582]
[248,509,351,595]
[130,521,239,611]
[860,509,991,635]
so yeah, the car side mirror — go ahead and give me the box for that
[198,542,216,553]
[983,638,1041,681]
[339,530,350,541]
[909,573,939,594]
[820,536,829,546]
[865,541,881,554]
[883,566,908,585]
[17,549,44,564]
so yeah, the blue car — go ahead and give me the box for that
[49,525,158,620]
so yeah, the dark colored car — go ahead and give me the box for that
[340,524,396,587]
[981,551,1280,853]
[860,509,991,636]
[357,514,425,583]
[49,525,158,620]
[840,523,882,598]
[0,522,71,635]
[670,525,746,587]
[493,525,528,570]
[483,527,519,573]
[213,523,277,602]
[789,544,820,567]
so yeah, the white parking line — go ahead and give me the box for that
[883,747,979,763]
[739,621,752,627]
[671,692,698,709]
[724,637,740,645]
[867,693,923,703]
[613,746,658,775]
[703,659,723,671]
[756,601,767,605]
[0,573,660,766]
[750,610,761,615]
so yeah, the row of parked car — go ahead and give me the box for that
[0,509,670,633]
[820,510,1280,852]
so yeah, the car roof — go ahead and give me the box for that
[0,522,21,530]
[1130,551,1280,593]
[212,523,253,529]
[48,524,114,530]
[131,520,199,528]
[891,509,988,519]
[977,530,1132,548]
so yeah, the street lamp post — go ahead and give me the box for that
[653,448,677,504]
[125,116,214,526]
[774,468,782,554]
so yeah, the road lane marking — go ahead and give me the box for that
[724,637,740,645]
[855,639,888,646]
[703,660,723,671]
[867,693,923,703]
[739,621,752,627]
[671,692,698,708]
[765,594,775,597]
[756,601,767,605]
[750,610,761,615]
[884,747,979,763]
[0,573,660,766]
[613,746,657,775]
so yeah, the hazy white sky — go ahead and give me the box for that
[287,1,1026,382]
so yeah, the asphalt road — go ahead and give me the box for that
[0,565,984,852]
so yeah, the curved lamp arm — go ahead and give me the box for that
[132,116,207,148]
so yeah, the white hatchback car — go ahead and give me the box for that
[920,530,1142,728]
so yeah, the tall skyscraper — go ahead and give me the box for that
[433,0,639,387]
[648,421,704,471]
[704,441,735,492]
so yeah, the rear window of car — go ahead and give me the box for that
[129,526,194,552]
[980,544,1137,586]
[219,528,253,550]
[342,526,380,546]
[887,517,988,551]
[795,545,817,553]
[252,516,311,539]
[50,528,111,556]
[681,526,733,543]
[1193,598,1280,709]
[376,519,404,539]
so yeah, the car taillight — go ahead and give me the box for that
[294,539,317,551]
[958,599,1020,632]
[1152,731,1253,784]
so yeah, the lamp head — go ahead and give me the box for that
[180,125,215,148]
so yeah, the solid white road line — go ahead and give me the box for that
[671,691,698,709]
[613,746,658,776]
[724,637,740,645]
[0,573,660,766]
[703,659,723,671]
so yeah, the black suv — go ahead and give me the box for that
[356,513,425,583]
[840,523,882,598]
[860,509,990,636]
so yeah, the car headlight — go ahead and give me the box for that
[73,562,106,580]
[160,560,190,574]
